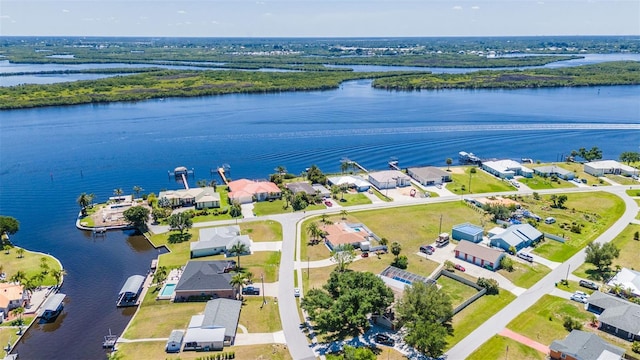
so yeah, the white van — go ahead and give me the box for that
[517,252,534,262]
[545,217,556,224]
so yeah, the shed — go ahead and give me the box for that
[117,275,145,306]
[165,329,185,353]
[452,223,484,243]
[454,241,505,271]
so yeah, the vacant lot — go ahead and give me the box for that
[448,166,513,195]
[239,296,282,333]
[123,299,204,339]
[240,220,283,241]
[115,342,292,360]
[437,275,478,308]
[518,174,576,190]
[498,260,551,288]
[467,335,546,360]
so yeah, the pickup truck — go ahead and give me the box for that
[242,286,260,295]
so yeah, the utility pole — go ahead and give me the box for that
[439,214,443,235]
[307,256,310,280]
[261,273,266,305]
[566,264,570,282]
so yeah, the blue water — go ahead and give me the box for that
[1,59,639,359]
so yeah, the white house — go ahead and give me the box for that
[368,170,411,190]
[183,298,242,351]
[482,160,533,179]
[191,226,252,258]
[407,167,451,186]
[584,160,639,177]
[327,175,371,192]
[607,268,640,297]
[159,187,221,209]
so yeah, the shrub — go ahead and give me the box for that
[477,277,500,295]
[500,256,514,272]
[470,167,477,174]
[563,316,583,331]
[392,255,408,269]
[632,341,640,354]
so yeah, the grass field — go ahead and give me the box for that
[555,280,597,295]
[518,174,576,190]
[446,290,516,350]
[573,223,640,281]
[238,296,282,333]
[467,335,546,360]
[627,189,640,197]
[0,247,62,286]
[336,192,373,206]
[605,174,637,185]
[448,167,514,195]
[437,275,478,308]
[114,342,292,360]
[529,192,625,262]
[240,220,283,241]
[506,295,592,345]
[498,261,551,289]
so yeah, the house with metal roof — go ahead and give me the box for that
[191,225,252,259]
[587,291,640,342]
[183,298,242,351]
[165,329,184,353]
[452,223,484,243]
[584,160,639,177]
[607,268,640,298]
[117,275,145,307]
[368,170,411,190]
[173,261,236,302]
[454,241,505,271]
[40,293,65,321]
[481,160,533,179]
[407,166,451,186]
[549,330,625,360]
[327,175,371,192]
[533,165,576,180]
[489,224,543,252]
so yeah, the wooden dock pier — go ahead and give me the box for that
[388,160,400,171]
[217,167,229,185]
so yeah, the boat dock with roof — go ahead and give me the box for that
[39,293,66,322]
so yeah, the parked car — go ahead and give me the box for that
[454,264,466,272]
[324,200,333,207]
[579,280,598,290]
[294,288,301,297]
[574,291,588,298]
[361,252,369,258]
[375,333,395,347]
[570,294,588,303]
[545,217,556,224]
[242,286,260,295]
[483,264,494,271]
[517,252,534,262]
[419,245,434,255]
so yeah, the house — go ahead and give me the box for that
[368,170,411,190]
[0,283,27,319]
[165,329,185,353]
[549,330,625,360]
[285,182,317,196]
[327,175,371,192]
[407,167,451,186]
[481,160,533,179]
[183,298,242,351]
[227,179,281,204]
[584,160,639,177]
[321,222,377,251]
[586,291,640,342]
[533,165,575,180]
[191,225,252,258]
[117,275,145,307]
[158,187,221,209]
[454,241,505,271]
[173,261,237,302]
[607,268,640,298]
[40,293,65,321]
[312,184,331,198]
[489,223,543,252]
[452,223,484,243]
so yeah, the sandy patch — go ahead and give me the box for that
[449,167,465,174]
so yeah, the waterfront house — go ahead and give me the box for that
[407,166,451,186]
[327,175,371,192]
[481,160,533,179]
[227,179,281,204]
[165,329,185,353]
[117,275,145,307]
[158,187,220,209]
[173,261,237,302]
[586,291,640,342]
[489,223,542,252]
[183,298,242,351]
[312,184,331,198]
[451,223,484,243]
[368,170,411,190]
[285,181,317,196]
[549,330,625,360]
[454,241,504,271]
[533,165,576,180]
[0,283,27,319]
[191,225,252,259]
[584,160,639,177]
[40,293,65,322]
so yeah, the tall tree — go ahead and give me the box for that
[16,247,25,259]
[113,188,124,200]
[301,270,394,337]
[230,202,243,218]
[122,206,150,231]
[167,212,193,239]
[395,281,454,358]
[132,185,144,198]
[446,158,453,170]
[0,216,20,237]
[619,151,640,165]
[230,272,247,299]
[51,269,66,287]
[306,222,321,244]
[340,210,348,220]
[77,193,94,216]
[391,242,402,260]
[229,241,249,271]
[585,242,620,276]
[331,244,356,272]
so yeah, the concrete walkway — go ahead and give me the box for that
[234,331,286,346]
[498,328,549,354]
[252,241,282,252]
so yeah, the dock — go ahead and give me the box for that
[388,160,400,171]
[350,161,368,173]
[217,167,229,185]
[180,173,189,189]
[39,293,65,322]
[168,166,194,189]
[103,329,118,349]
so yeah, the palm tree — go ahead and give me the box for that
[113,188,124,202]
[132,185,144,199]
[340,161,350,174]
[379,237,389,247]
[275,165,287,175]
[51,269,66,287]
[320,214,329,224]
[10,270,26,284]
[244,271,254,285]
[446,158,453,170]
[16,247,24,258]
[77,192,93,216]
[40,257,49,274]
[340,210,348,220]
[307,222,320,244]
[11,306,25,326]
[230,272,247,299]
[229,242,249,271]
[196,179,208,188]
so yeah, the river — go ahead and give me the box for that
[1,56,639,359]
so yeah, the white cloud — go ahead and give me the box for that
[0,15,10,19]
[263,12,272,16]
[62,9,70,13]
[452,6,462,10]
[177,10,186,14]
[211,20,219,24]
[471,6,480,10]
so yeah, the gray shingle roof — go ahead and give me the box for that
[588,291,640,336]
[175,261,234,292]
[550,330,625,360]
[408,166,450,180]
[285,182,316,195]
[203,298,242,338]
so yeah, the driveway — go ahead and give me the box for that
[252,241,282,252]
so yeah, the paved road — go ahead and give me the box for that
[445,187,639,359]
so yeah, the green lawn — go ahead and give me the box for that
[506,294,592,345]
[115,342,292,360]
[467,335,546,360]
[448,166,514,195]
[573,223,640,281]
[605,174,637,185]
[335,192,372,206]
[253,198,325,216]
[240,220,282,241]
[498,261,551,288]
[518,174,576,190]
[238,296,282,333]
[551,162,608,186]
[123,297,204,339]
[555,280,596,295]
[446,290,516,350]
[530,191,625,262]
[437,275,478,308]
[0,247,62,286]
[626,189,640,197]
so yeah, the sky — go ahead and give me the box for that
[1,0,639,37]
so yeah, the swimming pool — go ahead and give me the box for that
[160,283,176,297]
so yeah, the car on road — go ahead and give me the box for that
[570,294,588,303]
[375,333,395,347]
[454,264,466,272]
[324,200,333,207]
[419,245,435,255]
[242,286,260,295]
[294,288,301,297]
[579,280,598,290]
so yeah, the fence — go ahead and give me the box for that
[433,269,487,316]
[544,232,566,243]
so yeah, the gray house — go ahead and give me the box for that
[489,224,543,252]
[183,298,242,351]
[173,261,237,302]
[533,165,575,180]
[587,291,640,342]
[285,182,317,196]
[191,226,252,258]
[407,167,451,186]
[550,330,625,360]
